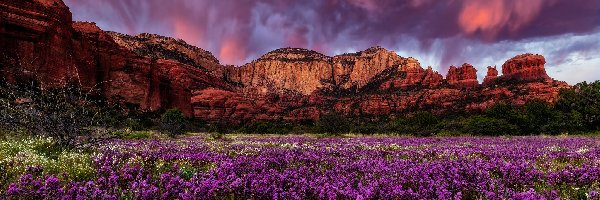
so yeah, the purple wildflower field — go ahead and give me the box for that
[3,136,600,199]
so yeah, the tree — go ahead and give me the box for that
[316,113,351,135]
[555,81,600,131]
[0,83,117,148]
[159,109,187,137]
[462,115,518,136]
[388,111,439,136]
[523,99,553,134]
[486,102,515,120]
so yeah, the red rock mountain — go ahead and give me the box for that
[0,0,570,123]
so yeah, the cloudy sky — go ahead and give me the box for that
[64,0,600,84]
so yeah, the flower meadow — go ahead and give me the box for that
[1,136,599,199]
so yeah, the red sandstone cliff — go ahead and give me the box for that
[501,53,550,82]
[447,64,478,88]
[0,0,570,123]
[0,1,232,117]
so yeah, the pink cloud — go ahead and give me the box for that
[219,38,246,65]
[173,17,204,46]
[458,0,544,40]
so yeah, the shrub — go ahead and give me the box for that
[353,124,382,134]
[0,83,117,148]
[316,113,351,135]
[389,111,440,136]
[523,99,553,134]
[125,118,144,131]
[159,109,187,137]
[436,117,466,136]
[207,123,230,135]
[486,103,515,120]
[555,81,600,131]
[408,111,439,127]
[462,116,518,136]
[242,122,278,134]
[542,110,584,135]
[115,130,154,140]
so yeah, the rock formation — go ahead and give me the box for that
[0,0,571,124]
[501,53,550,81]
[483,66,499,86]
[422,67,444,88]
[446,64,479,88]
[0,1,231,117]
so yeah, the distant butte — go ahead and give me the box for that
[0,0,570,123]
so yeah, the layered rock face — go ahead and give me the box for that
[227,48,333,95]
[0,1,231,116]
[226,46,404,95]
[0,0,75,86]
[501,54,550,81]
[1,0,570,123]
[483,66,499,85]
[107,32,225,78]
[191,51,568,123]
[447,64,478,87]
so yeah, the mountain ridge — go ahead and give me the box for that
[0,0,569,123]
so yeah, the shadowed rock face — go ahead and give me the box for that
[0,0,570,123]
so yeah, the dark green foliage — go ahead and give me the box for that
[408,111,439,127]
[115,130,153,140]
[436,117,467,136]
[353,123,383,134]
[207,123,230,134]
[125,118,144,131]
[462,116,518,136]
[388,111,440,136]
[486,103,515,120]
[316,113,352,135]
[555,81,600,131]
[523,100,554,134]
[542,111,583,135]
[159,109,187,137]
[239,121,296,134]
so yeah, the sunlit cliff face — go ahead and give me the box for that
[65,0,600,83]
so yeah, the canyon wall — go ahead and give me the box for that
[0,0,570,123]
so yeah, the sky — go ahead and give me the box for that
[63,0,600,84]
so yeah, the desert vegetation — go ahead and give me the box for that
[214,81,600,136]
[0,81,599,199]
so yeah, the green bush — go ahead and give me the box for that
[388,112,439,136]
[542,110,584,135]
[523,100,553,134]
[125,118,144,131]
[462,116,518,136]
[486,103,515,120]
[435,117,466,136]
[316,113,352,135]
[121,130,153,140]
[555,81,600,131]
[207,123,230,134]
[241,122,284,134]
[159,109,187,137]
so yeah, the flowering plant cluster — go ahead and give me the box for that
[2,136,599,199]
